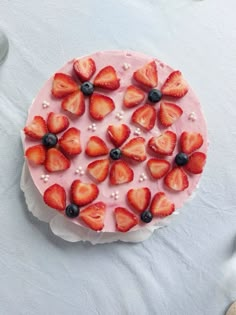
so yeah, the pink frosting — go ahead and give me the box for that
[23,50,208,233]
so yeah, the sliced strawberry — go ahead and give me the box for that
[164,167,189,191]
[150,192,175,217]
[59,127,82,155]
[94,66,120,90]
[89,93,115,120]
[184,152,206,174]
[47,112,69,134]
[73,57,96,82]
[25,144,46,165]
[45,148,70,172]
[87,159,110,182]
[51,73,78,98]
[161,70,188,98]
[114,207,138,232]
[24,116,47,139]
[158,102,183,127]
[109,161,134,185]
[127,187,151,213]
[107,124,130,147]
[61,90,85,116]
[123,85,145,108]
[131,104,156,131]
[85,136,109,157]
[148,131,177,155]
[121,137,146,162]
[147,158,171,179]
[43,184,66,211]
[80,202,106,231]
[133,61,158,88]
[180,131,204,154]
[71,180,99,206]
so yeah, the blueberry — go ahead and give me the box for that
[42,133,58,148]
[141,210,153,223]
[109,148,122,160]
[65,204,80,218]
[80,81,94,96]
[148,89,162,103]
[175,152,189,166]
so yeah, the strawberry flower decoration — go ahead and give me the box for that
[24,112,82,172]
[51,57,120,120]
[123,61,188,130]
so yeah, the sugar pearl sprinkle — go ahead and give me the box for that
[88,123,97,132]
[134,127,141,136]
[115,111,124,121]
[123,63,131,70]
[139,173,147,182]
[42,100,50,109]
[40,174,50,183]
[75,166,85,176]
[110,191,119,200]
[188,112,197,121]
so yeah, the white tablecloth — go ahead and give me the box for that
[1,0,236,314]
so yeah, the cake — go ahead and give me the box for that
[22,50,207,237]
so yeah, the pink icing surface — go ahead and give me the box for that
[23,50,208,233]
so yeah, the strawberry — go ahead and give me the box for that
[80,202,106,231]
[71,180,99,206]
[59,127,82,155]
[121,137,147,162]
[161,70,188,98]
[109,161,134,185]
[45,148,70,172]
[148,131,177,155]
[43,184,66,211]
[61,90,85,116]
[89,93,115,120]
[150,192,175,217]
[24,116,47,139]
[164,167,189,191]
[158,102,183,127]
[47,112,69,134]
[73,57,96,82]
[94,66,120,90]
[114,207,138,232]
[127,187,151,213]
[147,158,171,179]
[87,159,110,182]
[180,131,204,154]
[131,104,156,131]
[25,144,46,165]
[133,61,158,88]
[85,136,109,157]
[123,85,145,108]
[51,73,78,98]
[184,152,206,174]
[107,124,131,148]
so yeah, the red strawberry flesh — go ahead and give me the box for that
[114,207,138,232]
[43,184,66,211]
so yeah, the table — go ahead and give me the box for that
[1,0,236,314]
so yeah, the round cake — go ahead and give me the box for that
[22,50,208,235]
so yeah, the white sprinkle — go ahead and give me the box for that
[43,178,48,183]
[45,174,50,178]
[78,166,82,171]
[80,170,85,175]
[92,123,96,127]
[115,195,119,200]
[92,126,97,131]
[141,173,145,177]
[75,169,80,174]
[139,178,144,182]
[120,111,124,115]
[88,125,92,130]
[123,63,131,70]
[115,191,119,195]
[40,174,45,179]
[188,112,197,121]
[143,175,147,180]
[111,192,115,197]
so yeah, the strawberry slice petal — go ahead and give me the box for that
[127,187,151,213]
[47,112,70,134]
[80,202,106,231]
[147,158,171,179]
[89,93,115,120]
[180,131,204,154]
[85,136,109,157]
[109,161,134,185]
[184,152,206,174]
[25,144,46,165]
[87,159,110,183]
[107,124,131,147]
[61,90,85,116]
[150,192,175,217]
[94,66,120,90]
[161,70,188,98]
[114,207,139,232]
[43,184,66,211]
[158,102,183,127]
[51,73,78,98]
[24,116,47,139]
[131,104,156,131]
[121,137,147,162]
[133,61,158,88]
[123,85,145,108]
[73,57,96,82]
[148,131,177,155]
[164,167,189,191]
[45,148,70,172]
[59,127,82,155]
[71,180,99,206]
